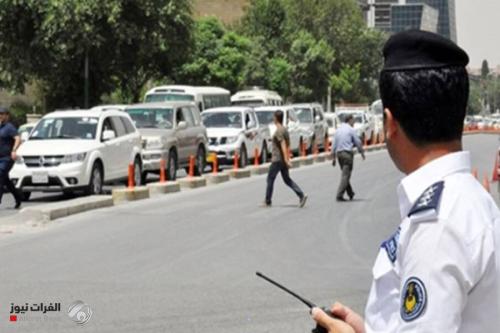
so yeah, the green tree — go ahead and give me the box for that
[0,0,193,110]
[177,17,252,93]
[481,59,490,80]
[239,0,385,103]
[288,31,335,101]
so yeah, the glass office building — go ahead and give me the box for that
[391,3,439,33]
[408,0,457,41]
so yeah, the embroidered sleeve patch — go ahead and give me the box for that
[401,277,427,322]
[382,227,401,263]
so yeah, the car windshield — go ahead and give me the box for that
[255,111,275,125]
[201,112,242,128]
[145,93,195,103]
[231,100,265,107]
[294,108,313,123]
[126,108,174,129]
[338,113,363,124]
[30,117,99,140]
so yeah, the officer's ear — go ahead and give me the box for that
[383,108,398,140]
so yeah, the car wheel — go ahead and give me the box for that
[21,191,31,202]
[86,162,103,195]
[239,145,248,168]
[260,143,268,164]
[167,149,177,181]
[134,158,143,186]
[194,145,206,176]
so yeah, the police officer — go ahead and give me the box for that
[0,107,22,209]
[312,30,500,332]
[264,110,307,208]
[332,115,365,201]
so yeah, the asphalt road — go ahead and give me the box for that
[0,134,498,333]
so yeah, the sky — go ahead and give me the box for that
[456,0,500,69]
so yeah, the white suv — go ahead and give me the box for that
[11,108,143,200]
[201,107,270,168]
[292,103,329,152]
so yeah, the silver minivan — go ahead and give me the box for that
[125,102,208,181]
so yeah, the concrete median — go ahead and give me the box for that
[249,164,271,175]
[297,156,315,166]
[112,186,150,204]
[314,154,326,163]
[0,195,114,227]
[205,172,231,185]
[229,168,252,179]
[178,176,207,189]
[147,181,181,195]
[289,159,301,169]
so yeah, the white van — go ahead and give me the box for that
[231,89,283,107]
[144,85,231,111]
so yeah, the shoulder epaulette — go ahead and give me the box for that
[408,181,445,218]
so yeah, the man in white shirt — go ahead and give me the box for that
[312,30,500,333]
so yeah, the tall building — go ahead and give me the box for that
[391,3,439,33]
[362,0,457,42]
[408,0,457,41]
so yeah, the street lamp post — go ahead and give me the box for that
[84,49,89,109]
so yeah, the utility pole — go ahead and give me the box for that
[84,49,89,109]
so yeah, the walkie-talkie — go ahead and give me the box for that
[256,271,339,333]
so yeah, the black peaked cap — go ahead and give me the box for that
[382,30,469,72]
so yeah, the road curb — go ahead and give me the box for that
[178,177,207,189]
[205,173,231,185]
[147,181,181,195]
[249,164,270,175]
[289,159,301,169]
[112,186,150,204]
[0,196,114,227]
[229,168,252,179]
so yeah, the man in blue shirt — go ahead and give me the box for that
[0,107,22,209]
[332,115,365,201]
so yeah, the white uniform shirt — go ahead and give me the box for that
[365,151,500,333]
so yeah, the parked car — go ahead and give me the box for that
[18,123,37,142]
[201,107,270,168]
[291,103,329,152]
[324,113,340,138]
[12,108,143,200]
[254,106,308,155]
[125,102,207,181]
[337,110,376,143]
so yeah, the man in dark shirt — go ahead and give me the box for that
[264,110,307,207]
[0,107,22,208]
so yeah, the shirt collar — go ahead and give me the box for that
[397,151,471,218]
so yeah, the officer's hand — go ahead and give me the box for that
[11,151,17,161]
[286,160,292,169]
[312,303,365,333]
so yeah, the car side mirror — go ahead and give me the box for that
[177,121,187,130]
[315,115,321,122]
[247,120,256,129]
[102,130,116,142]
[20,132,29,142]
